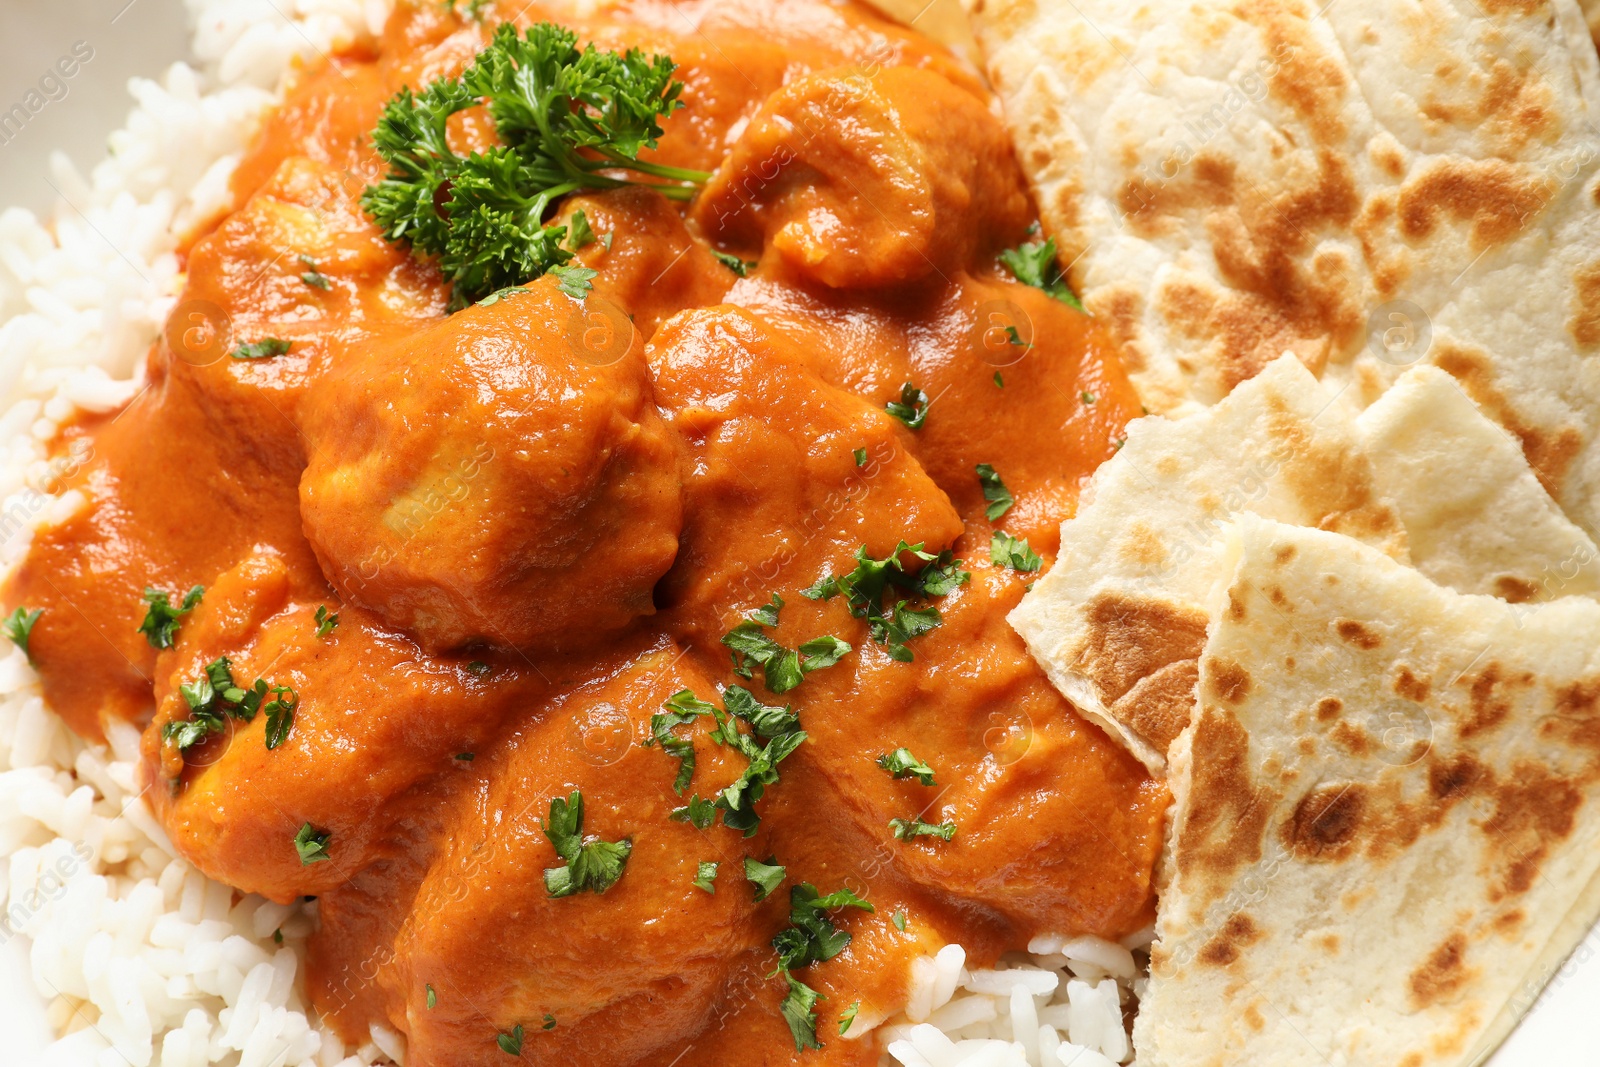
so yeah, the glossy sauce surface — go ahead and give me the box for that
[5,2,1166,1064]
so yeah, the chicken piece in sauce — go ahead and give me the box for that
[2,1,1169,1064]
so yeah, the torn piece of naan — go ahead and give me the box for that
[1009,354,1407,772]
[967,0,1600,535]
[1138,515,1600,1067]
[1358,364,1600,604]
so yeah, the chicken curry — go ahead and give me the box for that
[4,0,1166,1063]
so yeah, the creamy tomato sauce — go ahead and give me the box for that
[5,1,1166,1063]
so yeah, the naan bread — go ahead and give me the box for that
[968,0,1600,535]
[1138,515,1600,1067]
[1358,364,1600,604]
[1009,355,1407,772]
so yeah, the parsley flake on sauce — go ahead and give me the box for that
[294,823,332,865]
[890,817,957,842]
[361,23,709,309]
[658,685,806,836]
[314,605,339,638]
[839,1001,861,1035]
[876,747,936,787]
[975,464,1014,521]
[853,447,867,467]
[990,532,1042,573]
[999,235,1086,312]
[550,264,599,300]
[540,790,632,897]
[721,594,851,694]
[426,984,437,1009]
[744,856,786,902]
[2,606,42,662]
[496,1025,523,1056]
[669,793,716,829]
[163,656,296,757]
[137,585,203,649]
[230,338,292,361]
[892,909,908,931]
[802,543,968,663]
[712,249,757,276]
[298,255,331,290]
[693,860,719,893]
[566,209,596,251]
[770,883,875,1051]
[543,1014,557,1031]
[885,382,929,429]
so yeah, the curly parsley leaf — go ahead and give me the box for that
[137,585,204,650]
[990,531,1042,573]
[771,883,874,1051]
[975,463,1014,521]
[294,823,332,865]
[362,22,709,309]
[885,382,929,429]
[877,747,936,787]
[540,790,632,897]
[781,972,825,1052]
[2,606,42,663]
[230,338,292,361]
[721,594,851,694]
[890,817,957,842]
[1000,234,1086,312]
[744,856,786,902]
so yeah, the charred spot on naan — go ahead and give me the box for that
[1196,912,1264,967]
[1408,932,1474,1010]
[1172,706,1278,897]
[1434,342,1584,501]
[1075,592,1209,703]
[1570,262,1600,349]
[1397,158,1551,250]
[1109,658,1200,756]
[1285,781,1366,860]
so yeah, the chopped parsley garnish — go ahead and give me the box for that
[712,249,756,276]
[1000,234,1086,312]
[975,464,1014,521]
[137,585,203,649]
[1004,324,1031,350]
[551,265,599,300]
[273,928,284,945]
[542,1014,557,1031]
[670,793,716,829]
[163,656,294,756]
[770,883,875,1051]
[1082,390,1096,404]
[540,790,632,897]
[294,823,332,865]
[839,1001,860,1036]
[426,984,436,1009]
[313,605,339,638]
[645,689,708,794]
[693,860,719,893]
[990,532,1042,573]
[566,209,596,251]
[876,747,936,786]
[892,909,908,931]
[455,752,476,761]
[230,338,292,361]
[660,685,806,837]
[994,371,1004,388]
[2,607,42,662]
[361,22,709,309]
[853,447,867,467]
[802,542,968,662]
[744,856,786,902]
[476,285,530,307]
[262,685,299,750]
[890,817,957,842]
[885,382,929,429]
[721,594,851,694]
[298,255,331,290]
[497,1025,523,1056]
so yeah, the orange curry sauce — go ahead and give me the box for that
[6,1,1166,1063]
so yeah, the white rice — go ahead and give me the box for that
[0,3,1147,1065]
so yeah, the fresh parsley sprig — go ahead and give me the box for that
[362,22,710,309]
[661,685,806,837]
[540,790,632,897]
[877,747,936,786]
[890,817,957,842]
[990,531,1042,573]
[721,594,851,694]
[138,585,203,650]
[161,655,297,756]
[802,543,968,662]
[770,883,875,1050]
[1000,234,1086,312]
[975,463,1014,521]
